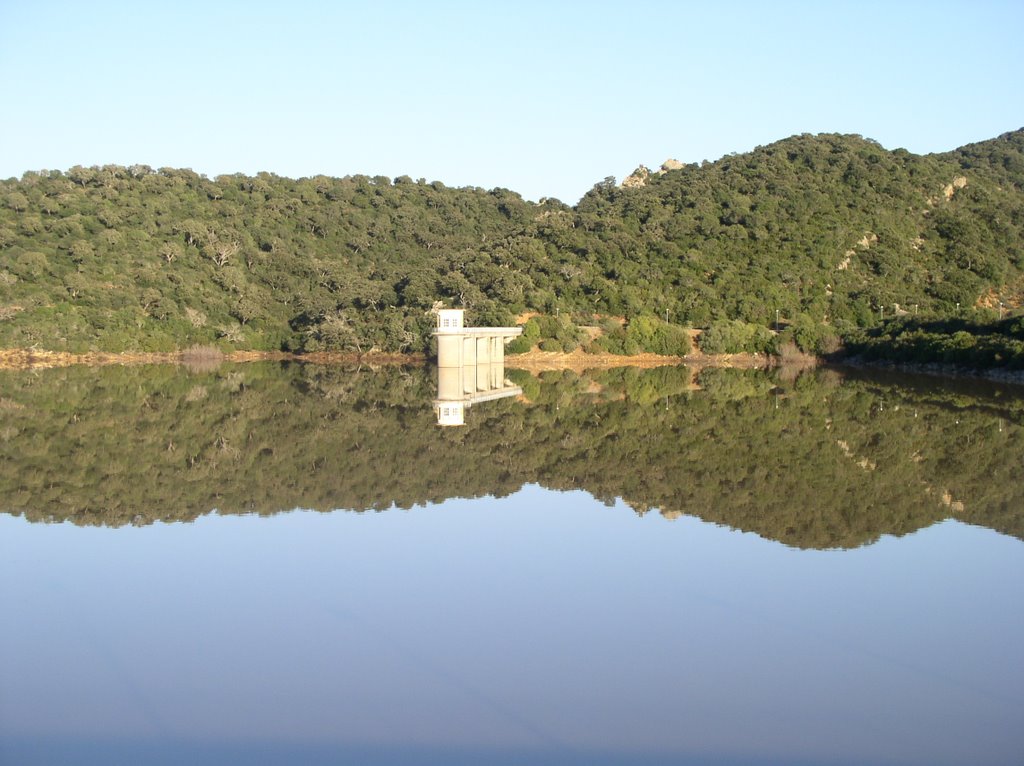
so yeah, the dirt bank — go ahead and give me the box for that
[504,347,777,373]
[0,348,426,371]
[0,345,777,373]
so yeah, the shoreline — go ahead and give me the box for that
[0,348,427,371]
[0,346,776,372]
[504,347,777,372]
[2,346,1021,386]
[833,355,1024,386]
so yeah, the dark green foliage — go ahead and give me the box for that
[591,324,640,355]
[782,314,842,355]
[844,314,1024,368]
[698,319,776,354]
[0,168,537,352]
[546,130,1024,341]
[625,315,691,355]
[506,314,587,353]
[534,314,583,351]
[592,315,692,355]
[504,319,538,353]
[1,129,1023,353]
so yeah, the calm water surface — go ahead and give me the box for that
[1,363,1022,765]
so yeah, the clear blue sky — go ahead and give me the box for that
[1,0,1021,204]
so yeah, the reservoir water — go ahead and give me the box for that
[1,362,1022,765]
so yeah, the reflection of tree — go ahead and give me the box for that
[1,363,1022,549]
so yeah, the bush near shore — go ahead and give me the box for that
[842,315,1024,369]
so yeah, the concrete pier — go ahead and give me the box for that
[434,309,521,369]
[432,309,523,426]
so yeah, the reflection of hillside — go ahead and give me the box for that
[1,363,1022,548]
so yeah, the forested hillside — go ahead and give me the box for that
[1,129,1022,353]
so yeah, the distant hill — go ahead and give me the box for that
[1,129,1022,353]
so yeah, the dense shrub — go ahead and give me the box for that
[506,319,540,353]
[780,315,841,355]
[506,315,587,354]
[842,314,1024,369]
[590,316,690,356]
[698,320,775,354]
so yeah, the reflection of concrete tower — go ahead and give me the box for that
[435,400,467,427]
[432,307,524,427]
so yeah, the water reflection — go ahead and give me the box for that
[2,487,1022,766]
[1,363,1023,765]
[0,363,1022,548]
[433,307,523,426]
[434,362,522,426]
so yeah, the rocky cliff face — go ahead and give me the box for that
[621,165,651,188]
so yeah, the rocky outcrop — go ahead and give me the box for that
[943,175,968,200]
[838,232,877,270]
[621,166,651,188]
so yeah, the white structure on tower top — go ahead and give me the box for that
[436,309,465,332]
